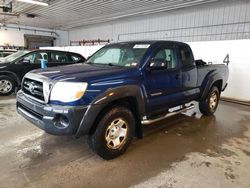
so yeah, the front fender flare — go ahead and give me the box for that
[75,85,146,138]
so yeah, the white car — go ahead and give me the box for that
[0,49,17,62]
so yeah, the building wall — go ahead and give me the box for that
[188,39,250,102]
[0,24,69,47]
[69,0,250,42]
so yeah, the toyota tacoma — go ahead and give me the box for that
[16,41,229,159]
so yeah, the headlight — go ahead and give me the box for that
[50,82,88,103]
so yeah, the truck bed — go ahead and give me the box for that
[197,63,229,88]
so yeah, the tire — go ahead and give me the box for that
[88,106,135,160]
[0,76,15,96]
[199,86,220,116]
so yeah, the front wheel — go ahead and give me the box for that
[0,76,15,96]
[88,106,135,160]
[199,86,220,116]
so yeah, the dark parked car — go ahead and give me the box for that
[0,50,85,95]
[17,41,229,159]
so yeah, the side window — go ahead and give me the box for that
[40,52,48,61]
[180,46,193,68]
[70,54,81,63]
[51,52,69,63]
[153,48,177,69]
[33,52,44,64]
[23,52,47,64]
[23,53,38,64]
[23,53,35,63]
[3,52,13,57]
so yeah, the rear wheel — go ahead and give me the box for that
[199,86,220,116]
[0,76,15,96]
[88,106,135,160]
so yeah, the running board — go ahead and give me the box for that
[141,104,195,125]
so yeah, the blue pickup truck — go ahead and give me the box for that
[17,41,229,159]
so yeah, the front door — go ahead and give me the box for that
[16,52,43,80]
[143,46,182,116]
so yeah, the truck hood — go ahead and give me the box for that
[31,63,138,83]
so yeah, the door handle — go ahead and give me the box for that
[175,74,181,79]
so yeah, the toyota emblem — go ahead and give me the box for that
[29,82,36,94]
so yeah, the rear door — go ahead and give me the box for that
[144,45,183,115]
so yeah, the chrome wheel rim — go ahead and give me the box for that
[105,118,128,149]
[0,80,12,94]
[209,92,218,110]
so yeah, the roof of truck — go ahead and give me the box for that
[108,40,188,46]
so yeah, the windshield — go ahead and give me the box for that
[1,50,30,63]
[86,43,150,67]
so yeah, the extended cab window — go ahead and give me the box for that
[152,48,177,69]
[180,46,193,68]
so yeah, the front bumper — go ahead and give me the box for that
[16,91,88,135]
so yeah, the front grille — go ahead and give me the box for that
[22,78,44,102]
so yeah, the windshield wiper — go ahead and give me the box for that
[86,61,93,64]
[86,62,123,67]
[107,63,123,67]
[86,62,104,66]
[108,63,114,66]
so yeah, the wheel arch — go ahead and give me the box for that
[89,96,143,139]
[200,72,223,100]
[212,79,223,94]
[0,71,21,86]
[75,85,146,139]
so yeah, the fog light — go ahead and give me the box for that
[54,114,69,129]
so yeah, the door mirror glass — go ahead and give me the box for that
[149,58,167,70]
[22,59,31,64]
[20,53,35,64]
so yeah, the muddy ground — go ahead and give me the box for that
[0,96,250,188]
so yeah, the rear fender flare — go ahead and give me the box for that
[200,72,223,100]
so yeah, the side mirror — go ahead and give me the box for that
[149,58,167,70]
[22,59,30,64]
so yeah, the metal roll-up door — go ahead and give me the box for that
[24,34,55,49]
